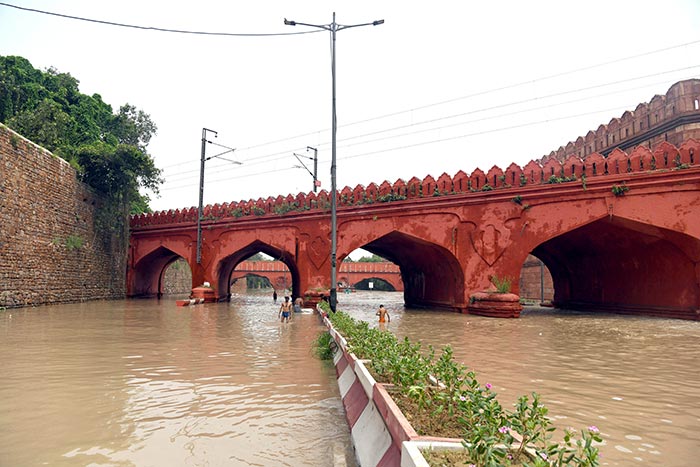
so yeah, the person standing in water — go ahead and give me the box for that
[376,304,390,323]
[273,290,278,303]
[293,297,303,313]
[279,296,292,323]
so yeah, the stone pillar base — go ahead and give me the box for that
[191,286,217,303]
[303,289,329,308]
[468,292,523,318]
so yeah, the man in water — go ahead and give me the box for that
[376,304,390,323]
[293,297,303,313]
[279,296,292,323]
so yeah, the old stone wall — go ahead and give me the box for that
[519,255,554,302]
[0,124,127,308]
[161,258,192,295]
[540,79,700,162]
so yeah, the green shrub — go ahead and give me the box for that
[324,310,601,466]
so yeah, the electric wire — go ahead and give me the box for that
[158,102,634,193]
[0,2,323,37]
[159,66,698,182]
[156,37,700,168]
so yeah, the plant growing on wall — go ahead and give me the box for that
[611,184,629,196]
[377,192,407,203]
[491,275,512,293]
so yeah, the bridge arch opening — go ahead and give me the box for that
[530,216,700,319]
[341,250,403,292]
[356,231,466,311]
[354,277,396,292]
[216,240,300,301]
[230,273,274,293]
[130,246,192,298]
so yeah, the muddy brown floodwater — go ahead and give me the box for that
[0,292,356,467]
[4,289,698,467]
[338,291,700,467]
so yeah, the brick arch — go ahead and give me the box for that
[229,271,290,290]
[129,245,190,297]
[215,240,300,301]
[528,215,700,319]
[361,230,466,311]
[352,276,400,291]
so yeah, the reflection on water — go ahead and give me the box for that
[337,291,700,467]
[0,293,355,467]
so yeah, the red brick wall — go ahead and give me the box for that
[540,79,700,163]
[0,124,127,308]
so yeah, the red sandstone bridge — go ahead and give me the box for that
[231,260,403,291]
[129,139,700,319]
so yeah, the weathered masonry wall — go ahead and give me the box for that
[162,258,192,295]
[0,124,127,308]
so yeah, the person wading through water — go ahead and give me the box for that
[279,296,292,323]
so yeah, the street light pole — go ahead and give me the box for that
[284,13,384,312]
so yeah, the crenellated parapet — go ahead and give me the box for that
[540,79,700,163]
[130,139,700,228]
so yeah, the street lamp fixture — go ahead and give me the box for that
[284,13,384,312]
[197,128,241,264]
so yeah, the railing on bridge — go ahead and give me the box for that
[131,139,699,227]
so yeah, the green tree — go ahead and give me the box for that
[76,143,162,212]
[8,98,74,155]
[357,254,386,263]
[0,55,162,214]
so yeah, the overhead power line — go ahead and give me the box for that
[0,2,322,36]
[159,102,633,193]
[159,65,699,181]
[178,37,700,157]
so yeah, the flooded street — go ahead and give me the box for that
[338,291,700,467]
[0,293,355,467]
[3,289,699,466]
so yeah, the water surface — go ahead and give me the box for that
[338,291,700,467]
[0,293,355,466]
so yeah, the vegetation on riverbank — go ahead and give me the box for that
[318,303,601,466]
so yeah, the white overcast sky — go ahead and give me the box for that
[1,0,699,213]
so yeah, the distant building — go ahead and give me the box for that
[539,79,700,163]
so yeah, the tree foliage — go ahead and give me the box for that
[357,254,386,263]
[0,55,162,214]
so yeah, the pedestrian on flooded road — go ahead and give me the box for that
[376,304,390,323]
[273,290,278,303]
[279,296,292,323]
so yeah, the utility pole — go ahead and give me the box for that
[293,146,319,193]
[284,13,384,312]
[197,128,217,264]
[308,146,319,192]
[197,128,240,264]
